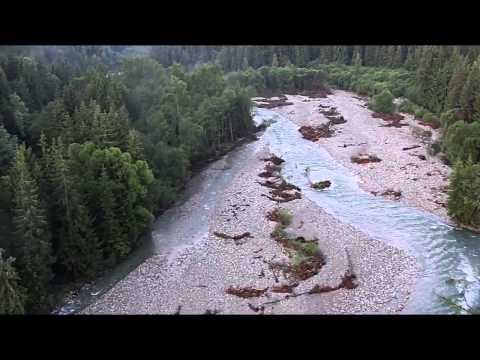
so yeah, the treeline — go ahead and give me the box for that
[226,66,328,96]
[149,45,480,72]
[0,49,253,313]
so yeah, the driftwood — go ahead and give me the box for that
[226,286,268,298]
[402,145,421,151]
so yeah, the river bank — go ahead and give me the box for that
[268,90,452,223]
[83,117,420,314]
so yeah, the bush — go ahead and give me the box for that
[428,140,442,156]
[440,109,459,129]
[414,107,426,118]
[277,208,292,226]
[370,89,395,113]
[423,112,435,122]
[399,99,416,114]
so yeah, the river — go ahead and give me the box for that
[57,106,480,314]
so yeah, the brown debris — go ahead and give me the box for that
[291,256,326,281]
[327,116,347,125]
[271,283,298,293]
[299,107,347,142]
[351,154,382,164]
[381,189,402,200]
[320,107,339,117]
[299,125,334,141]
[311,180,331,190]
[258,160,302,203]
[247,303,265,313]
[416,117,441,129]
[308,250,357,294]
[261,155,285,166]
[214,231,253,244]
[255,95,293,109]
[372,112,408,128]
[226,286,268,298]
[257,179,300,192]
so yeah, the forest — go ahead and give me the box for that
[2,45,480,314]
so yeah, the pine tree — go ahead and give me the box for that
[271,53,279,67]
[126,129,145,161]
[0,249,25,314]
[8,144,54,312]
[446,55,469,110]
[0,124,17,171]
[97,167,128,266]
[47,139,102,279]
[352,51,362,69]
[460,58,480,121]
[8,93,28,138]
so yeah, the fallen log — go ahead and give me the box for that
[351,154,382,164]
[402,145,421,151]
[226,286,268,298]
[214,231,253,241]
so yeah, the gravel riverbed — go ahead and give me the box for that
[83,118,420,314]
[273,90,452,223]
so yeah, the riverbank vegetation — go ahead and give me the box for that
[3,45,480,314]
[0,47,253,313]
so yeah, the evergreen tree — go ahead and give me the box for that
[271,53,279,67]
[8,144,54,312]
[0,249,25,314]
[0,124,17,172]
[8,93,28,137]
[460,57,480,121]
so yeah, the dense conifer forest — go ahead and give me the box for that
[1,45,480,314]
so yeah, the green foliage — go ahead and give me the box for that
[448,160,480,227]
[8,144,54,312]
[277,208,293,226]
[442,120,480,163]
[440,109,459,129]
[398,99,416,114]
[371,89,395,113]
[0,248,25,314]
[0,124,16,172]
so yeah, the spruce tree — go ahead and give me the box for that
[0,249,25,314]
[0,124,17,171]
[48,139,102,279]
[460,57,480,121]
[8,144,54,312]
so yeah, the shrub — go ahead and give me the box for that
[428,140,442,156]
[399,99,416,114]
[440,109,459,129]
[277,208,292,226]
[370,89,395,113]
[423,112,435,122]
[414,107,426,118]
